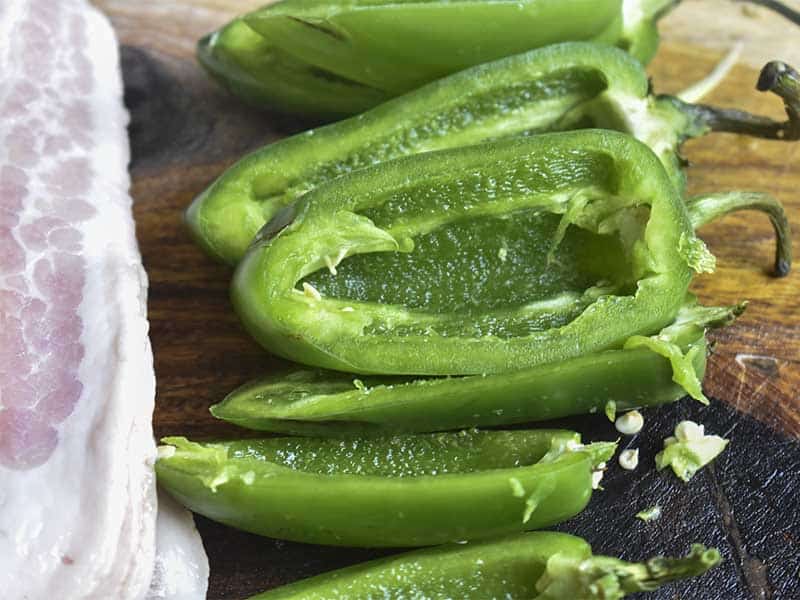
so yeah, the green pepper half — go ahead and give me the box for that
[201,1,800,118]
[211,302,744,436]
[156,429,615,547]
[243,0,631,93]
[187,42,799,264]
[231,130,704,375]
[247,532,721,599]
[199,0,679,116]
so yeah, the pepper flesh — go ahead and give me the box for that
[210,302,747,436]
[197,19,389,117]
[231,130,699,375]
[187,42,800,265]
[243,0,628,93]
[155,430,615,547]
[245,531,721,599]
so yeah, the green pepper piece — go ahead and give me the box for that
[197,18,389,118]
[203,1,799,116]
[231,130,701,375]
[155,430,615,547]
[243,0,628,94]
[211,302,742,436]
[244,532,721,599]
[186,42,800,264]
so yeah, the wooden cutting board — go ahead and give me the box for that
[95,1,800,597]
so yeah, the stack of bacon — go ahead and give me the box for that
[0,1,208,597]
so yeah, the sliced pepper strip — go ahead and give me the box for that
[243,0,629,94]
[211,302,743,436]
[155,430,615,547]
[203,0,800,117]
[244,531,720,599]
[232,130,696,375]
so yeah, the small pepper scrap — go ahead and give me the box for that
[231,130,789,376]
[656,420,729,482]
[155,430,615,547]
[244,531,721,599]
[188,42,800,265]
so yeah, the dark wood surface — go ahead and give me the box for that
[96,1,800,597]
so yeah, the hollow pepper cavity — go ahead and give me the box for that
[187,42,800,264]
[230,130,790,377]
[155,429,615,547]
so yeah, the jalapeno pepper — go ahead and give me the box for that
[229,129,757,377]
[155,430,615,547]
[241,0,641,93]
[211,302,746,436]
[187,42,800,264]
[200,0,800,117]
[245,532,720,599]
[199,0,666,117]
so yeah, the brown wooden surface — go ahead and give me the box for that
[95,1,799,597]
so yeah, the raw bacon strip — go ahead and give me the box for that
[0,1,206,597]
[148,490,210,600]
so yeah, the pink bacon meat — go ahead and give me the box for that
[0,0,167,596]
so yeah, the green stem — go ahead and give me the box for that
[534,544,722,599]
[669,60,800,140]
[687,192,792,277]
[675,0,800,25]
[757,60,800,139]
[643,0,683,20]
[735,0,800,26]
[615,545,723,594]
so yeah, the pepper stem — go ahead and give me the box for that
[534,545,722,599]
[670,60,800,140]
[687,192,792,277]
[606,545,723,594]
[735,0,800,27]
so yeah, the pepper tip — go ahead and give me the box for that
[775,257,791,277]
[756,61,786,92]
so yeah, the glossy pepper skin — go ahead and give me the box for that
[197,19,389,117]
[246,532,721,599]
[211,302,746,436]
[187,42,800,265]
[200,0,677,116]
[231,130,705,375]
[155,430,615,547]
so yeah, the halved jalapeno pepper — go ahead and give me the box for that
[188,42,799,264]
[156,429,615,547]
[211,302,745,435]
[232,130,703,375]
[245,531,720,599]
